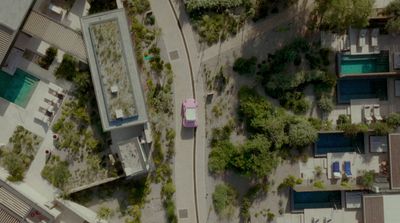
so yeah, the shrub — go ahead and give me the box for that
[128,0,150,15]
[161,180,176,200]
[313,180,325,189]
[208,140,236,173]
[371,122,391,135]
[55,54,77,81]
[233,57,257,75]
[97,206,113,220]
[278,175,302,190]
[267,212,275,222]
[186,0,243,12]
[317,95,334,113]
[360,170,375,188]
[3,152,25,182]
[41,156,71,189]
[212,183,236,215]
[39,47,57,69]
[240,197,251,223]
[288,118,318,149]
[337,114,351,126]
[340,123,369,137]
[386,112,400,128]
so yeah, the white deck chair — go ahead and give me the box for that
[371,28,379,47]
[48,83,64,95]
[35,112,50,124]
[363,105,372,124]
[39,101,54,113]
[46,94,60,104]
[373,104,383,121]
[359,29,367,47]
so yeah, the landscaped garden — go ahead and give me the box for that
[0,126,43,182]
[185,0,298,44]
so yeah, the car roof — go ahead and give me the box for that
[185,108,196,121]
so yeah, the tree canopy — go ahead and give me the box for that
[314,0,374,32]
[385,0,400,34]
[288,118,318,149]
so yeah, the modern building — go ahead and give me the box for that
[81,9,151,178]
[0,0,35,65]
[81,9,148,131]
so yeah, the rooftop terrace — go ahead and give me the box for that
[81,9,147,131]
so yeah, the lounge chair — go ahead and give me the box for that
[332,161,341,179]
[363,105,372,124]
[371,28,379,47]
[35,112,50,124]
[344,161,352,177]
[46,94,60,104]
[39,101,54,113]
[359,29,367,47]
[373,104,383,121]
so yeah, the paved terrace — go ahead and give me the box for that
[81,9,148,131]
[277,208,360,223]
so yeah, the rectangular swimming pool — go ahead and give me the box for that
[0,69,39,108]
[292,190,342,211]
[339,52,389,76]
[337,78,387,104]
[315,132,364,156]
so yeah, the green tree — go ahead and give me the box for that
[208,141,237,173]
[317,95,334,113]
[55,54,77,81]
[288,118,318,149]
[340,123,369,137]
[41,157,71,189]
[314,0,374,33]
[371,122,391,135]
[231,135,279,177]
[233,57,257,75]
[384,0,400,34]
[386,112,400,128]
[212,183,237,216]
[39,47,57,69]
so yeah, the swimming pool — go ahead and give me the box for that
[0,69,39,108]
[292,190,342,210]
[315,132,364,156]
[337,78,387,104]
[339,52,389,76]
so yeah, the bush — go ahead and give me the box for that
[337,114,351,126]
[288,118,318,149]
[278,175,302,190]
[233,57,257,75]
[208,140,236,173]
[340,123,368,137]
[280,92,310,114]
[3,152,25,182]
[360,170,375,188]
[240,197,251,223]
[128,0,150,15]
[317,95,334,113]
[371,122,391,135]
[39,47,57,69]
[186,0,243,12]
[97,206,113,220]
[386,112,400,128]
[41,156,71,189]
[212,183,236,215]
[313,180,325,189]
[55,54,77,81]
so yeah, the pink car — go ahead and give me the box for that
[182,98,198,128]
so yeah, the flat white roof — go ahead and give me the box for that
[117,137,147,177]
[0,0,33,30]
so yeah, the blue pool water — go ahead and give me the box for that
[337,78,387,104]
[293,191,342,210]
[315,132,364,156]
[0,69,39,108]
[339,52,389,75]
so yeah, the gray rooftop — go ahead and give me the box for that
[0,0,34,31]
[116,137,147,177]
[81,9,148,131]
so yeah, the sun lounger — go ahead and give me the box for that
[46,94,60,104]
[39,101,54,113]
[344,161,352,177]
[35,112,50,124]
[371,28,379,47]
[363,105,372,124]
[332,161,341,179]
[373,104,383,121]
[359,29,367,47]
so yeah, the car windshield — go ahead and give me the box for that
[185,108,196,121]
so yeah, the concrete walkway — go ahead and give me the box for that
[148,1,197,223]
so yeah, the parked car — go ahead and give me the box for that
[182,98,198,128]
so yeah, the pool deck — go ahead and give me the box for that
[277,208,360,223]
